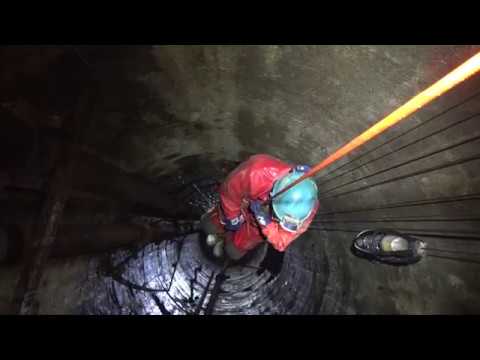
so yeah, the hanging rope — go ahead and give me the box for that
[317,89,480,183]
[272,52,480,199]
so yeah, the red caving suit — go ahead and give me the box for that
[215,154,319,252]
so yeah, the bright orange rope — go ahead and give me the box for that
[273,51,480,199]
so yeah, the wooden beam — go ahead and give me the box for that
[11,88,91,315]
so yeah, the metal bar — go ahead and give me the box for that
[321,133,480,195]
[318,113,480,187]
[316,193,480,216]
[203,261,230,315]
[192,183,212,204]
[309,226,480,241]
[313,217,480,223]
[194,270,216,315]
[318,88,480,181]
[425,247,480,256]
[426,253,480,265]
[167,235,186,292]
[319,154,480,200]
[205,271,227,315]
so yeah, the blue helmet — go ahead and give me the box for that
[271,169,318,232]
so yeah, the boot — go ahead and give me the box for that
[351,229,425,266]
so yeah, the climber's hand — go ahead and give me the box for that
[250,200,272,227]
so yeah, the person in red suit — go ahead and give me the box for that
[200,154,319,260]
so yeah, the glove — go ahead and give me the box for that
[249,200,272,227]
[223,214,244,231]
[295,164,311,173]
